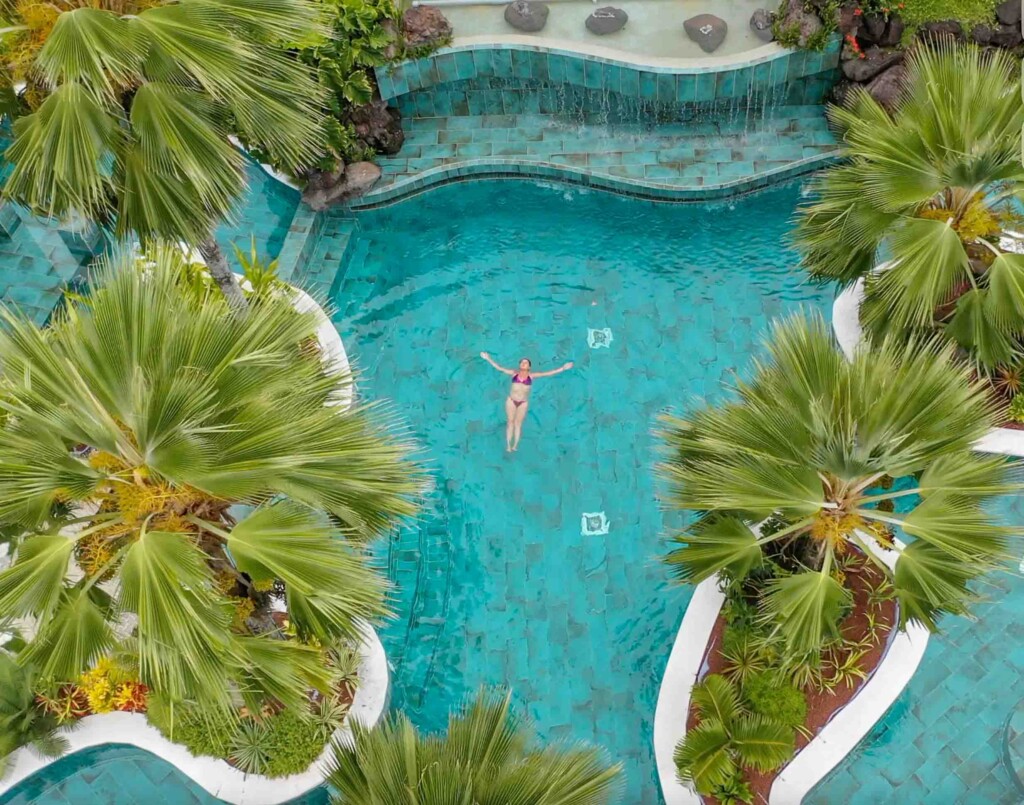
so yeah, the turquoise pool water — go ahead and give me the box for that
[322,178,832,801]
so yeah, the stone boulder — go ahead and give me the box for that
[916,20,963,43]
[836,3,860,35]
[992,21,1023,47]
[841,45,903,82]
[302,162,382,210]
[586,6,628,35]
[504,0,549,32]
[996,0,1021,26]
[345,100,404,156]
[750,9,775,41]
[879,14,905,46]
[401,5,452,50]
[683,13,728,52]
[776,0,823,47]
[865,62,905,111]
[971,23,994,44]
[858,12,887,43]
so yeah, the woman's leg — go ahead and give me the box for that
[511,401,528,451]
[504,398,516,451]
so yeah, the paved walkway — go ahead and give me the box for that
[360,105,839,206]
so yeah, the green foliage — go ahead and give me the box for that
[231,237,283,300]
[0,248,423,712]
[146,695,239,759]
[794,45,1024,371]
[674,675,794,796]
[0,655,68,779]
[1008,394,1024,423]
[328,688,622,804]
[659,312,1019,654]
[263,709,334,777]
[741,672,808,729]
[231,719,271,775]
[710,772,755,805]
[899,0,997,27]
[771,0,837,51]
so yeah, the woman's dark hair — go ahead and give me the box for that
[521,358,532,367]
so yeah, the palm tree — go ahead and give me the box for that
[326,689,622,804]
[0,654,69,779]
[792,44,1024,373]
[0,247,423,713]
[674,674,792,797]
[0,0,327,310]
[658,313,1019,654]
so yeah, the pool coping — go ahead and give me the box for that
[350,150,842,209]
[654,536,929,804]
[832,274,1024,458]
[0,621,389,805]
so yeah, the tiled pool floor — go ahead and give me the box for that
[363,106,838,205]
[809,492,1024,804]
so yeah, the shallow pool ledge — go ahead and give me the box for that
[654,538,930,805]
[0,622,389,805]
[832,277,1024,458]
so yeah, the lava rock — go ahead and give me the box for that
[750,9,775,41]
[836,4,860,36]
[382,19,401,60]
[992,20,1024,47]
[776,0,824,47]
[916,19,964,42]
[504,0,549,32]
[401,5,452,50]
[879,14,905,46]
[684,13,728,52]
[865,62,905,111]
[345,100,404,156]
[971,23,995,44]
[859,12,887,43]
[586,6,628,34]
[996,0,1021,26]
[829,78,857,106]
[841,45,903,82]
[302,162,382,210]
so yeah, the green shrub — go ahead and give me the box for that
[711,772,755,805]
[1008,394,1024,423]
[742,671,808,729]
[262,710,330,778]
[899,0,996,27]
[146,697,239,759]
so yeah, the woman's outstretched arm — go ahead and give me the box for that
[531,361,574,378]
[480,352,515,375]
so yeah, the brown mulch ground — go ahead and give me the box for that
[1001,420,1024,430]
[686,554,898,805]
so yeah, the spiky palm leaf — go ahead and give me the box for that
[0,247,423,710]
[2,0,327,306]
[327,689,622,805]
[792,44,1024,370]
[659,313,1020,652]
[0,654,69,779]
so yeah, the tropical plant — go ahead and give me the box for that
[326,689,622,804]
[793,44,1024,374]
[659,313,1019,655]
[674,674,793,797]
[741,671,807,729]
[0,247,423,715]
[0,0,327,310]
[1008,394,1024,423]
[0,654,69,779]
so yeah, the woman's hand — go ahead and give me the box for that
[480,351,490,360]
[563,361,574,370]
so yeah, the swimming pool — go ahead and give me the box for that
[320,177,832,801]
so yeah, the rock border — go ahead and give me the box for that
[654,539,929,805]
[0,621,389,805]
[831,274,1024,457]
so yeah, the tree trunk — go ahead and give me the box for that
[197,235,247,312]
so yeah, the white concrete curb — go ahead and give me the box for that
[654,537,928,805]
[831,272,1024,458]
[0,622,390,805]
[229,136,302,192]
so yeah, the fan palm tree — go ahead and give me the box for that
[674,674,792,797]
[658,313,1019,654]
[0,0,327,310]
[0,654,69,779]
[326,689,622,804]
[0,247,423,713]
[792,44,1024,373]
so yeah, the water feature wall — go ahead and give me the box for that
[376,41,840,111]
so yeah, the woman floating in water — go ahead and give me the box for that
[480,352,574,452]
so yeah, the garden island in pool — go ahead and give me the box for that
[1,3,1023,805]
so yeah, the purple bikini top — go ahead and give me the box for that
[511,373,532,386]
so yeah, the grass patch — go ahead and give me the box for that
[899,0,997,27]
